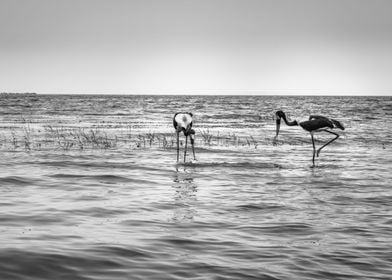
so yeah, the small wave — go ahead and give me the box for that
[168,146,249,154]
[311,163,344,170]
[178,161,282,169]
[50,173,125,180]
[66,206,129,217]
[0,213,69,226]
[237,223,316,236]
[48,173,152,185]
[0,249,125,280]
[39,160,164,172]
[0,176,35,186]
[235,203,287,211]
[357,195,392,207]
[91,245,152,259]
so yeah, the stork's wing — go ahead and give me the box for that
[309,115,330,121]
[174,112,193,130]
[300,117,334,131]
[173,112,180,129]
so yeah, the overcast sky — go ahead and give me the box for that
[1,0,391,95]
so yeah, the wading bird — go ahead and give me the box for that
[274,111,345,166]
[173,112,196,162]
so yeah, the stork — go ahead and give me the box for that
[173,112,196,162]
[274,110,345,166]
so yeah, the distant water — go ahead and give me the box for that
[0,95,391,279]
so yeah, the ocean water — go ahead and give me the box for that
[0,95,391,280]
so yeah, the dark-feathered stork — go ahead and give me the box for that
[173,112,196,162]
[274,111,345,165]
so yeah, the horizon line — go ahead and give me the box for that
[2,91,391,96]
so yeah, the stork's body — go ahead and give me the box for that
[173,112,196,162]
[274,111,345,166]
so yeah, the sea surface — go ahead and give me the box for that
[0,95,391,280]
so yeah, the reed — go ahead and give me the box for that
[0,123,274,152]
[200,129,213,145]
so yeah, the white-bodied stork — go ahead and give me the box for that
[173,112,196,162]
[274,110,345,166]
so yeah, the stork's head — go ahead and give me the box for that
[185,127,195,136]
[331,119,345,130]
[275,111,285,137]
[274,110,298,138]
[276,110,285,119]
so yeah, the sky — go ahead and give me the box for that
[1,0,391,95]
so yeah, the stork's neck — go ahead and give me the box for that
[281,113,298,126]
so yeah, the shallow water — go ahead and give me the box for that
[0,95,391,279]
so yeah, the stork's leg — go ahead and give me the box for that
[191,138,196,160]
[184,135,188,162]
[311,132,316,166]
[316,130,339,157]
[176,131,180,162]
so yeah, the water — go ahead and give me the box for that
[0,95,391,279]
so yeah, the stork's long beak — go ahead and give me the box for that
[275,117,281,137]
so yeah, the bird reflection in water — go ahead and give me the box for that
[171,166,198,223]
